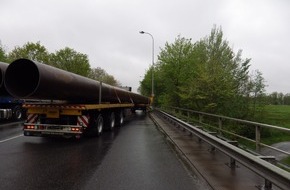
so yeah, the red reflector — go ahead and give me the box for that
[26,125,35,129]
[71,127,80,132]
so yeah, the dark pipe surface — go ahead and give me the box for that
[0,62,9,95]
[5,59,150,104]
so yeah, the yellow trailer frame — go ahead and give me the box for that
[23,103,135,118]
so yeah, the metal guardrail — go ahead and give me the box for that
[156,109,290,190]
[164,106,290,155]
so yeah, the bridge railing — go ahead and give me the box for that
[155,109,290,190]
[161,106,290,159]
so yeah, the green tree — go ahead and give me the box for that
[88,67,120,86]
[50,47,91,77]
[139,67,152,97]
[283,93,290,105]
[140,26,263,118]
[249,70,266,116]
[139,65,165,106]
[156,36,195,107]
[0,42,8,62]
[278,92,284,105]
[179,27,253,117]
[267,92,284,105]
[3,41,122,85]
[270,92,278,105]
[7,41,50,63]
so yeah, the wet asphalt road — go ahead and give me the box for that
[0,112,201,190]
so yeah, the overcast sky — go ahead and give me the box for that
[1,0,289,93]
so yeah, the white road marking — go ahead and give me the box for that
[0,134,23,143]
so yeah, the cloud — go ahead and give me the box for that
[1,0,289,93]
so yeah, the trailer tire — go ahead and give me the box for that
[115,110,124,127]
[104,112,115,131]
[87,114,103,137]
[12,106,22,120]
[95,115,104,136]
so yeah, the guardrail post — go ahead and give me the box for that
[209,146,216,153]
[258,156,276,190]
[264,180,272,190]
[227,141,238,169]
[230,157,236,169]
[187,111,190,123]
[255,125,261,152]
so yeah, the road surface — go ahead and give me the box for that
[0,112,208,190]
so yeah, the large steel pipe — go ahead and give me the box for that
[5,58,150,104]
[0,61,9,95]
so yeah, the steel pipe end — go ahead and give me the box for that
[5,58,40,98]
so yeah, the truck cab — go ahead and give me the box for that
[0,96,25,120]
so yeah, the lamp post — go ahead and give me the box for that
[139,31,154,99]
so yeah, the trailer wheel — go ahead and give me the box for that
[95,115,104,136]
[12,106,22,120]
[115,110,124,127]
[105,112,115,131]
[87,114,103,137]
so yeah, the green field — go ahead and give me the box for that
[260,105,290,129]
[257,105,290,144]
[257,105,290,166]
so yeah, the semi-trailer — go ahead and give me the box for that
[4,58,151,138]
[0,62,25,120]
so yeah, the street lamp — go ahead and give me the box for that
[139,31,155,99]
